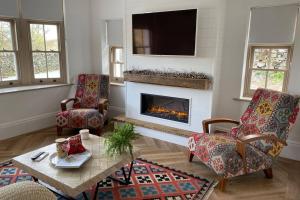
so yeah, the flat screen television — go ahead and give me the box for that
[132,9,197,56]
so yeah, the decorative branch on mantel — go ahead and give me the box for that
[124,69,212,90]
[124,69,211,80]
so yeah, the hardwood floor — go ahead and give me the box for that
[1,126,300,200]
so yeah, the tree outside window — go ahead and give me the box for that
[30,23,61,81]
[243,46,292,97]
[0,20,18,83]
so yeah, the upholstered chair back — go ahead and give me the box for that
[73,74,109,109]
[232,88,300,157]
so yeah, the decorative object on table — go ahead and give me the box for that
[0,159,215,200]
[124,69,212,90]
[188,88,300,191]
[56,74,109,136]
[67,134,86,155]
[79,129,90,140]
[51,134,90,168]
[49,150,92,169]
[105,123,138,157]
[55,138,68,158]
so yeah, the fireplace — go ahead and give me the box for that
[140,93,190,123]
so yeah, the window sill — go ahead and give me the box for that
[0,84,72,95]
[110,82,125,87]
[233,97,251,102]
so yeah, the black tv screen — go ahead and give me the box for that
[132,9,197,56]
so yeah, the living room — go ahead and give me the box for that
[0,0,300,199]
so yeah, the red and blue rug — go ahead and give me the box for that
[0,158,215,200]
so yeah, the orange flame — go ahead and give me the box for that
[147,105,188,119]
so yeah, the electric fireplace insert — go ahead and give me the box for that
[140,93,190,123]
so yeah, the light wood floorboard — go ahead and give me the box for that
[0,126,300,200]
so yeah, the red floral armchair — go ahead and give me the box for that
[56,74,109,135]
[188,88,300,191]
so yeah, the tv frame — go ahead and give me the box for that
[131,8,198,57]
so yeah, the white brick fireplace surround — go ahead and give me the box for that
[125,81,212,146]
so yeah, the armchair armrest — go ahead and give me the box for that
[238,134,287,146]
[202,117,240,133]
[61,98,77,111]
[98,98,109,114]
[236,134,287,174]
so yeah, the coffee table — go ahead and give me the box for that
[12,134,140,200]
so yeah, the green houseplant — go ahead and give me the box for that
[105,123,138,157]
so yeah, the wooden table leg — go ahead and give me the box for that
[93,182,100,200]
[82,192,89,200]
[32,176,38,182]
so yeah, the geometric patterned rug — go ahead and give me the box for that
[0,158,215,200]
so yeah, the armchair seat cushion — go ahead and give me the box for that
[188,133,272,178]
[56,108,107,129]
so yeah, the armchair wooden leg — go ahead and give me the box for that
[57,127,63,136]
[218,178,227,192]
[263,168,273,179]
[188,152,194,162]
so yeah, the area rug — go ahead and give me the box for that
[0,158,215,200]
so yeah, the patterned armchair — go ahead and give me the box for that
[188,88,300,191]
[56,74,109,136]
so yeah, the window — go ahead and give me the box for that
[0,19,18,85]
[110,47,124,83]
[243,46,292,97]
[0,18,66,88]
[0,1,66,88]
[29,22,63,83]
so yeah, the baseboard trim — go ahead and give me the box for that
[280,140,300,161]
[109,105,125,113]
[0,111,57,140]
[108,106,125,118]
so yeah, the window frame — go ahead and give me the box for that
[109,46,124,84]
[27,20,66,84]
[243,45,293,97]
[0,17,20,87]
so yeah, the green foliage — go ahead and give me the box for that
[0,21,16,79]
[105,123,138,157]
[268,71,284,84]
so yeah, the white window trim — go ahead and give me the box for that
[27,20,66,84]
[109,46,124,84]
[0,17,20,87]
[242,45,293,98]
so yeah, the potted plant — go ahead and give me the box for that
[105,123,138,157]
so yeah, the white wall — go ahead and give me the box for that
[214,0,300,160]
[0,86,70,139]
[91,0,221,117]
[64,0,94,83]
[90,0,126,116]
[125,0,218,75]
[0,0,94,140]
[92,0,300,160]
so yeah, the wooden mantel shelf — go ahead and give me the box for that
[112,115,194,138]
[124,73,211,90]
